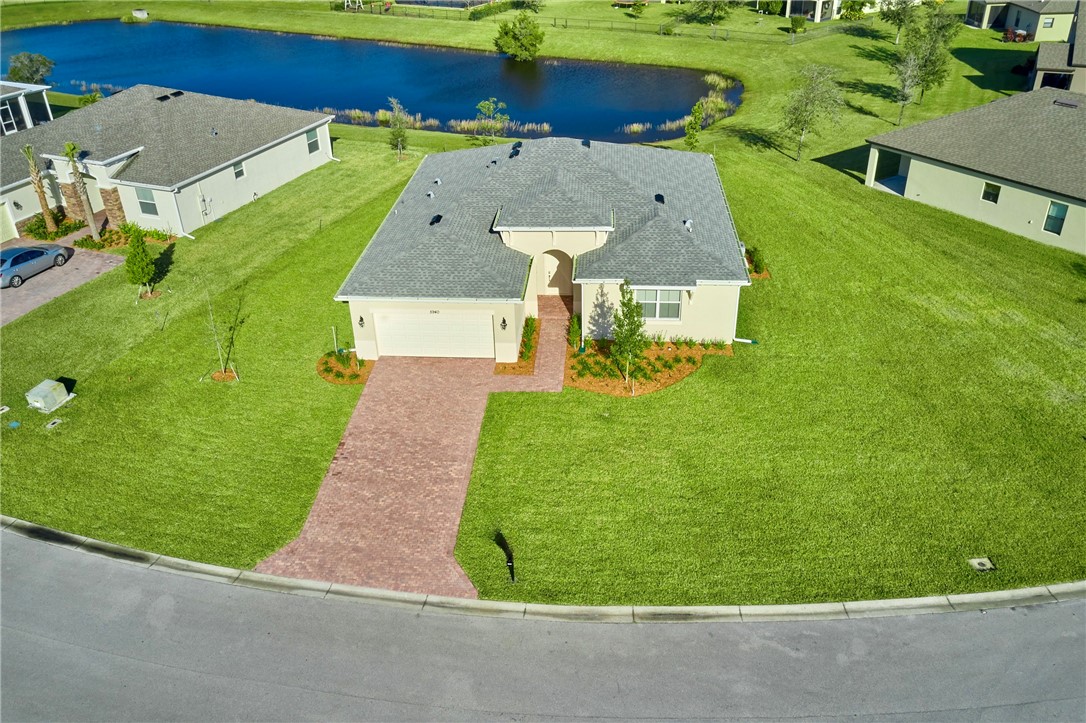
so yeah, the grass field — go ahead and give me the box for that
[1,1,1082,602]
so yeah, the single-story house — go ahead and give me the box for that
[865,88,1085,255]
[0,84,333,242]
[0,81,53,137]
[335,138,751,363]
[1031,13,1085,90]
[965,0,1079,41]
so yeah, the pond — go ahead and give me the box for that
[0,20,741,142]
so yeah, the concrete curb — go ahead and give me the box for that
[4,515,1083,623]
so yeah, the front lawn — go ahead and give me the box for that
[0,127,473,567]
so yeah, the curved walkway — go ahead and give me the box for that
[256,297,570,597]
[4,529,1084,721]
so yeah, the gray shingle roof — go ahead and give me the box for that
[336,138,749,301]
[982,0,1080,13]
[868,89,1086,202]
[1072,10,1085,66]
[1036,42,1074,70]
[0,84,330,190]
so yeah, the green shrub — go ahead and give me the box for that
[762,0,784,14]
[469,1,514,20]
[125,231,155,287]
[73,237,105,250]
[568,313,582,349]
[700,340,712,349]
[748,246,767,274]
[685,354,698,366]
[658,20,676,35]
[712,339,728,350]
[520,315,537,360]
[839,0,868,19]
[661,357,674,370]
[790,15,807,32]
[333,350,352,368]
[333,369,345,380]
[24,209,84,241]
[119,222,170,243]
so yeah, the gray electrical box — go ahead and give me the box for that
[26,380,74,414]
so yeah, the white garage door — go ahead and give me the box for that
[374,309,495,358]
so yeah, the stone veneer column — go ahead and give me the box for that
[57,182,85,221]
[99,187,126,228]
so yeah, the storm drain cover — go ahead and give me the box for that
[45,418,63,430]
[968,557,996,572]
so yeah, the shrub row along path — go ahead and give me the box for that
[256,296,570,596]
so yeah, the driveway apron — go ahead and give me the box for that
[257,297,571,597]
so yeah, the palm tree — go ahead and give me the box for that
[21,144,58,234]
[63,142,99,242]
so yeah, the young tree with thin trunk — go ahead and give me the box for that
[894,51,921,125]
[904,3,961,103]
[780,64,843,162]
[611,280,650,396]
[475,97,510,145]
[21,145,57,234]
[62,142,100,242]
[684,100,704,151]
[388,97,409,160]
[879,0,917,44]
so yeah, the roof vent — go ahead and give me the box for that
[655,193,665,204]
[426,191,435,198]
[210,127,218,137]
[434,178,441,185]
[155,94,171,102]
[683,219,693,232]
[582,139,591,148]
[512,141,523,149]
[170,90,183,98]
[489,158,499,167]
[509,148,520,159]
[1054,98,1081,108]
[430,214,443,226]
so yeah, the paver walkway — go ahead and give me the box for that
[257,296,571,597]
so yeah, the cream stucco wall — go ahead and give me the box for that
[345,298,524,363]
[115,185,185,236]
[0,175,63,229]
[1,200,17,242]
[866,146,1086,254]
[579,282,743,343]
[1033,12,1074,41]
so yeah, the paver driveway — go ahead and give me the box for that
[257,297,570,597]
[1,247,123,326]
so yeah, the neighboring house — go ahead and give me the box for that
[0,84,333,242]
[0,81,53,136]
[865,88,1085,255]
[779,0,894,24]
[335,138,751,363]
[965,0,1079,41]
[1031,14,1085,89]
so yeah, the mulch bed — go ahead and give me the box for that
[745,250,770,280]
[211,368,238,382]
[494,320,541,375]
[317,351,371,385]
[564,341,733,397]
[139,290,162,300]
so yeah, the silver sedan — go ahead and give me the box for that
[0,244,73,289]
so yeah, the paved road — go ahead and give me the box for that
[0,246,122,325]
[2,531,1084,722]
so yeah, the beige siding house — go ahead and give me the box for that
[0,85,333,241]
[336,138,751,363]
[965,0,1079,41]
[865,88,1085,255]
[1031,16,1086,90]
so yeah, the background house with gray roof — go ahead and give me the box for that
[865,88,1085,254]
[1031,11,1085,90]
[336,138,751,362]
[1,81,53,137]
[0,84,333,241]
[965,0,1079,40]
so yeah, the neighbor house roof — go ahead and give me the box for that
[978,0,1080,12]
[868,88,1086,202]
[1036,41,1075,70]
[335,138,749,301]
[0,81,50,99]
[0,84,330,190]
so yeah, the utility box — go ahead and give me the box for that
[26,380,74,414]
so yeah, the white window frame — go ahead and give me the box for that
[1042,17,1054,27]
[1043,201,1067,235]
[135,186,158,217]
[981,182,1000,204]
[634,288,682,321]
[233,161,245,179]
[306,129,319,154]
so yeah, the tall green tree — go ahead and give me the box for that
[387,97,410,159]
[691,0,742,24]
[21,145,57,234]
[879,0,918,44]
[62,142,100,242]
[6,52,54,84]
[495,11,545,62]
[893,51,921,125]
[125,228,155,292]
[611,280,650,395]
[475,97,510,144]
[780,64,843,162]
[904,28,949,103]
[684,100,704,151]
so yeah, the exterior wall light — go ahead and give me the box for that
[358,316,365,328]
[500,317,508,331]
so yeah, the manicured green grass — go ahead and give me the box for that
[0,127,474,566]
[1,1,1082,603]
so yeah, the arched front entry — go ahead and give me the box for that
[540,249,573,296]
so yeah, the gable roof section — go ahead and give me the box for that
[336,137,749,301]
[0,81,50,99]
[990,0,1080,12]
[868,88,1086,202]
[0,84,330,190]
[1036,41,1075,70]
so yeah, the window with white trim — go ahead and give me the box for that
[233,161,245,179]
[306,129,319,154]
[135,186,158,216]
[635,289,681,320]
[1043,17,1054,27]
[1043,201,1067,235]
[981,182,1000,203]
